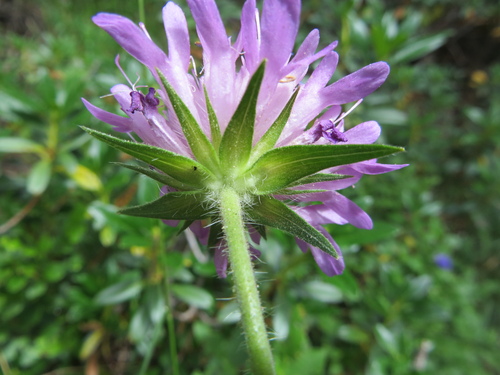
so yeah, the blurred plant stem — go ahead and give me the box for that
[138,0,145,25]
[219,187,275,375]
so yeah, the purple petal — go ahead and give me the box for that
[187,0,237,128]
[350,160,409,175]
[296,227,345,276]
[162,2,190,71]
[92,13,169,72]
[214,243,228,278]
[82,98,133,132]
[324,192,373,229]
[260,0,301,73]
[322,62,390,104]
[237,0,259,71]
[344,121,381,144]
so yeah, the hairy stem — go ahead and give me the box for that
[218,187,275,375]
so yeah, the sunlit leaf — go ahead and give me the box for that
[81,126,214,188]
[246,144,404,194]
[119,191,213,220]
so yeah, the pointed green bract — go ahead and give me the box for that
[112,162,195,191]
[219,62,266,173]
[273,189,327,195]
[247,195,339,259]
[81,126,214,189]
[245,144,404,194]
[286,173,352,188]
[158,70,220,173]
[249,88,300,165]
[118,191,213,220]
[204,87,222,151]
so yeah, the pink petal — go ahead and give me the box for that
[344,121,381,144]
[162,2,190,71]
[322,61,390,104]
[82,98,133,133]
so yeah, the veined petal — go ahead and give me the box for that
[214,242,228,278]
[321,62,390,104]
[237,0,259,72]
[82,98,133,133]
[324,192,373,229]
[350,160,409,175]
[93,13,169,73]
[162,2,190,71]
[296,227,344,276]
[187,0,237,128]
[344,121,381,144]
[260,0,301,73]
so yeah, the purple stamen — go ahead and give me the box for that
[145,87,159,107]
[128,91,144,113]
[317,120,348,144]
[127,88,159,114]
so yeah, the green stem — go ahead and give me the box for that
[218,187,275,375]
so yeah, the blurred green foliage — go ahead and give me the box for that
[1,0,499,374]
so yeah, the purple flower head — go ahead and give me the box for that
[434,254,453,270]
[83,0,407,278]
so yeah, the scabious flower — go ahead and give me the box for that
[434,253,453,270]
[82,0,406,278]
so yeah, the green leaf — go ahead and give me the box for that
[171,284,214,310]
[219,61,266,172]
[246,195,339,258]
[94,279,142,305]
[391,31,452,65]
[27,159,51,195]
[112,162,194,191]
[204,86,221,150]
[119,191,213,220]
[249,88,300,164]
[80,126,214,189]
[79,329,104,360]
[0,137,44,153]
[374,323,399,358]
[245,144,404,194]
[158,70,220,173]
[301,280,343,303]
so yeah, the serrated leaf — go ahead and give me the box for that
[245,144,403,194]
[113,162,194,191]
[219,61,266,172]
[246,195,338,258]
[81,126,214,188]
[158,70,219,172]
[119,191,213,220]
[249,88,300,164]
[204,86,221,150]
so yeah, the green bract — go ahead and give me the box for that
[82,62,404,259]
